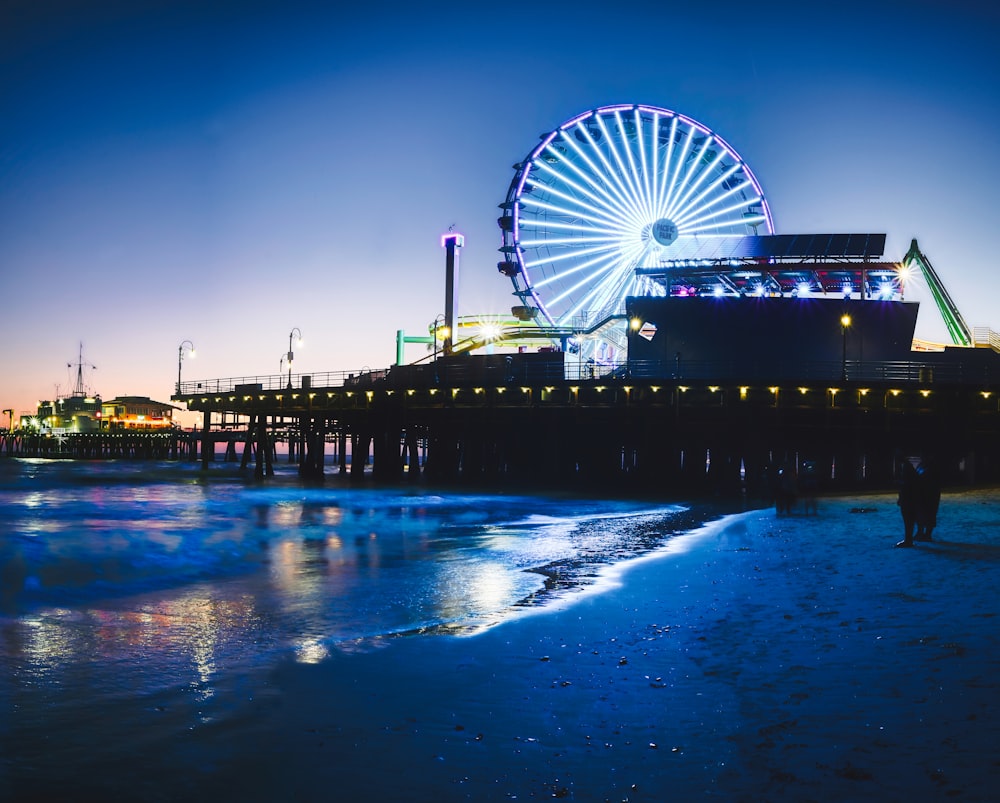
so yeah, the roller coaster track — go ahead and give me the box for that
[449,309,629,357]
[904,239,973,347]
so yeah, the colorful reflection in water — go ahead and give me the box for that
[0,460,702,716]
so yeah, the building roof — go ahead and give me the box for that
[102,396,180,410]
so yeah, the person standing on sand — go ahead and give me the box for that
[799,460,819,515]
[915,458,942,541]
[896,459,920,547]
[775,460,798,516]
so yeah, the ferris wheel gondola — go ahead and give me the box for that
[498,104,775,331]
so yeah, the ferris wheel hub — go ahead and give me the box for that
[650,218,679,247]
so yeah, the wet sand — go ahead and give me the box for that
[6,490,999,801]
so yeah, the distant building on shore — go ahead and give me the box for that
[32,394,103,432]
[23,395,178,432]
[101,396,178,430]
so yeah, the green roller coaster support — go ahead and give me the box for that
[903,239,973,347]
[395,330,434,365]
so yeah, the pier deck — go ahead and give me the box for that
[166,352,1000,492]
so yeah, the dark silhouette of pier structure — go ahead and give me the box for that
[169,343,1000,494]
[5,235,998,494]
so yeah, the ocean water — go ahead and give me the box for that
[0,459,711,736]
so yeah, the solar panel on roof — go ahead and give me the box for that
[643,233,888,263]
[748,233,887,259]
[844,234,866,256]
[829,234,849,255]
[803,235,821,255]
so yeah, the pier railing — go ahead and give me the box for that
[178,369,385,396]
[973,327,1000,351]
[624,359,991,384]
[177,354,998,397]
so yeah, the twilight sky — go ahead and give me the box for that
[2,0,998,418]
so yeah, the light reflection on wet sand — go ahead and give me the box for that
[1,461,709,782]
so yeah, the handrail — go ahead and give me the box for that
[178,369,381,396]
[973,327,1000,352]
[177,354,999,396]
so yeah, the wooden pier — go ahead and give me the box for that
[166,351,1000,493]
[0,429,196,461]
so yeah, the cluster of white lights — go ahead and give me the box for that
[661,258,728,268]
[479,323,502,341]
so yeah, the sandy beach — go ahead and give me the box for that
[7,489,999,802]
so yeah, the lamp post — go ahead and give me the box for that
[286,328,303,389]
[177,340,196,394]
[432,315,449,363]
[840,314,852,381]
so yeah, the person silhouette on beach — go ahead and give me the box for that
[914,458,942,541]
[896,459,920,547]
[775,459,798,516]
[800,460,819,515]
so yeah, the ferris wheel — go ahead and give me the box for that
[498,104,774,328]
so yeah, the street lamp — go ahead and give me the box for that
[286,327,303,388]
[177,340,196,394]
[840,314,852,381]
[432,315,449,363]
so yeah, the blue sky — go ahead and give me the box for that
[2,0,998,418]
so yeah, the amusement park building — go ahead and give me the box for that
[31,394,102,432]
[101,396,178,430]
[26,395,177,432]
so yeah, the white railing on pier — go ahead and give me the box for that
[178,368,385,396]
[973,327,1000,352]
[178,354,1000,397]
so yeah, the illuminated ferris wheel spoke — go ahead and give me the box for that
[674,169,748,226]
[648,113,660,215]
[637,110,659,220]
[527,211,630,241]
[522,240,624,270]
[632,110,657,221]
[540,141,621,212]
[548,255,632,310]
[564,266,632,320]
[566,258,643,320]
[500,105,774,328]
[666,144,725,222]
[598,113,649,223]
[616,110,652,220]
[683,217,767,236]
[664,134,715,222]
[678,194,763,232]
[657,122,695,220]
[654,115,679,216]
[531,159,639,229]
[522,183,635,233]
[558,130,643,225]
[645,111,661,219]
[619,110,656,219]
[532,250,626,290]
[676,188,758,229]
[564,122,645,227]
[518,192,634,231]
